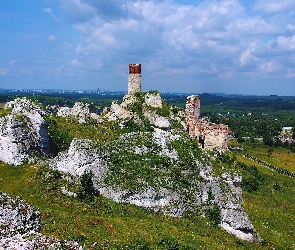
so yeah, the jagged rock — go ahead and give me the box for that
[0,234,82,250]
[50,138,108,184]
[49,131,259,241]
[0,193,82,250]
[109,100,133,121]
[198,173,257,241]
[57,102,102,124]
[120,94,137,109]
[142,108,170,129]
[144,92,162,108]
[0,193,40,237]
[0,98,52,165]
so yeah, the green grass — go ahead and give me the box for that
[235,155,295,250]
[229,140,295,174]
[0,163,277,250]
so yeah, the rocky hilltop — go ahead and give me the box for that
[0,93,260,244]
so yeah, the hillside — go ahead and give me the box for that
[0,92,294,249]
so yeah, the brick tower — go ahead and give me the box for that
[128,64,141,94]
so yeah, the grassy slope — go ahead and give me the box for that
[226,140,295,250]
[0,164,258,250]
[1,151,294,249]
[0,100,294,249]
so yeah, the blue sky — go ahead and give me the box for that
[1,0,295,95]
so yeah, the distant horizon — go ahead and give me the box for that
[1,87,294,97]
[1,1,295,96]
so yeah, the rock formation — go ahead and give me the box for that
[0,193,82,250]
[0,98,52,165]
[0,93,259,242]
[50,131,258,241]
[57,102,102,124]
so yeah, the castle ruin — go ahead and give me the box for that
[186,95,228,152]
[126,64,228,152]
[128,64,141,94]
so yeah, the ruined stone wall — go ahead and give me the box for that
[186,95,228,152]
[194,119,228,152]
[128,64,141,94]
[185,95,200,138]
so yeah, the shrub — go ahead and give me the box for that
[46,117,74,154]
[206,205,221,226]
[273,183,283,191]
[77,170,97,202]
[242,177,259,192]
[158,238,179,250]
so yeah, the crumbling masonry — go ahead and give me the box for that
[128,64,141,94]
[126,64,228,152]
[186,95,228,152]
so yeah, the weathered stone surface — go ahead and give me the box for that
[49,132,258,241]
[194,118,228,152]
[0,193,82,250]
[57,102,102,124]
[0,193,40,237]
[0,98,52,165]
[144,92,162,108]
[143,108,170,129]
[109,100,133,121]
[50,138,107,183]
[185,95,228,152]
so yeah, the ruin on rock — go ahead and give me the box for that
[126,64,228,152]
[186,95,228,152]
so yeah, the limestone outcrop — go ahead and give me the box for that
[57,102,102,124]
[103,92,183,131]
[50,131,258,241]
[0,193,82,250]
[0,98,52,165]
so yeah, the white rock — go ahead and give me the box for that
[144,92,162,108]
[0,98,52,165]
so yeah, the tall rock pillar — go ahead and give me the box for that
[128,64,141,94]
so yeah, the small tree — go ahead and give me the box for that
[268,148,273,157]
[77,170,96,201]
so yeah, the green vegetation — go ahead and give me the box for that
[77,171,97,202]
[104,131,205,202]
[0,107,11,118]
[0,93,295,249]
[0,163,273,249]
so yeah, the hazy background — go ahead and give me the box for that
[1,0,295,95]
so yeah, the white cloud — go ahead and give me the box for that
[3,0,292,94]
[41,7,60,22]
[253,0,295,14]
[70,59,79,66]
[48,35,56,41]
[0,68,6,76]
[259,61,279,73]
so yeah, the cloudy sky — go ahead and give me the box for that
[1,0,295,95]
